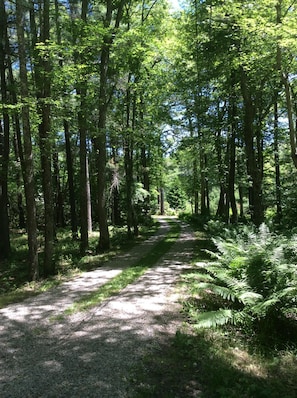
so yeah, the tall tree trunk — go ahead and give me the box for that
[276,0,297,169]
[8,33,26,231]
[95,0,126,250]
[55,0,78,238]
[110,147,121,225]
[0,121,10,260]
[0,0,10,260]
[78,93,89,253]
[187,113,199,214]
[77,0,89,254]
[94,0,113,251]
[64,120,78,239]
[240,68,264,226]
[159,187,165,215]
[86,154,92,232]
[34,0,54,276]
[282,75,297,168]
[16,0,39,280]
[228,88,238,223]
[139,94,150,215]
[124,74,135,237]
[215,127,228,221]
[53,150,65,227]
[273,102,282,222]
[94,38,110,249]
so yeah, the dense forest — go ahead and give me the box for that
[1,0,297,283]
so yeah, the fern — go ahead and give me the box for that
[194,282,237,302]
[184,223,297,337]
[190,308,235,328]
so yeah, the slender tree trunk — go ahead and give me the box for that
[0,121,10,260]
[86,154,92,232]
[16,0,39,280]
[8,32,26,231]
[77,0,89,254]
[78,93,89,253]
[282,75,297,168]
[34,0,54,276]
[276,0,297,169]
[187,113,199,214]
[159,187,165,215]
[55,0,78,238]
[274,102,282,221]
[228,89,238,223]
[215,127,228,221]
[53,150,65,227]
[238,185,244,219]
[139,94,150,215]
[94,0,113,251]
[63,120,78,238]
[124,74,134,237]
[0,0,10,260]
[95,0,126,249]
[240,68,264,226]
[111,147,121,225]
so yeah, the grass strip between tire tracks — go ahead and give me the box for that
[64,219,181,315]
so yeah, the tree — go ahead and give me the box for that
[0,0,11,260]
[16,0,39,280]
[33,0,55,275]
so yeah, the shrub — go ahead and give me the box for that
[185,224,297,340]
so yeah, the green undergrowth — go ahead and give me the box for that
[130,222,297,398]
[0,221,159,308]
[131,326,297,398]
[63,219,181,315]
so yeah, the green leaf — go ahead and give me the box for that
[238,291,262,305]
[195,282,237,302]
[192,309,234,328]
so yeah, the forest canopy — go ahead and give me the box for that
[1,0,297,281]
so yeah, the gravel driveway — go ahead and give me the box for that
[0,217,196,397]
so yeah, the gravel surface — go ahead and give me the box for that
[0,217,196,397]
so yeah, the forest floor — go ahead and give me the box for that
[0,217,200,397]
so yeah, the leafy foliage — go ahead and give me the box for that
[184,224,297,340]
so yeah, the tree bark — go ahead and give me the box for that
[94,0,126,250]
[282,75,297,168]
[86,154,92,232]
[64,120,78,239]
[228,87,238,223]
[77,0,89,254]
[16,0,39,280]
[94,59,110,250]
[240,68,264,226]
[0,0,10,260]
[274,102,282,221]
[53,150,65,228]
[78,92,89,253]
[34,0,54,276]
[110,147,121,225]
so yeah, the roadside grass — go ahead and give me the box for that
[0,220,159,309]
[130,228,297,398]
[64,219,181,315]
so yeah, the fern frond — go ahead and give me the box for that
[192,309,234,328]
[202,249,220,259]
[237,291,262,305]
[277,286,297,299]
[253,297,280,316]
[195,282,237,302]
